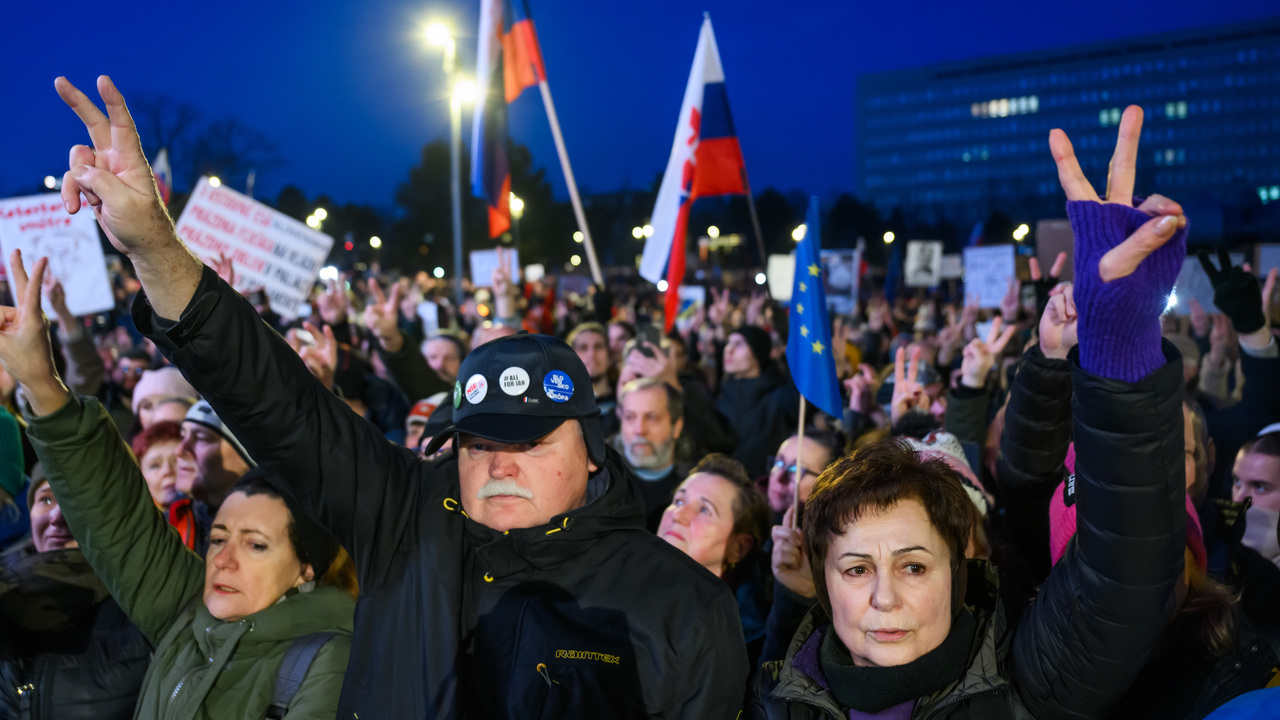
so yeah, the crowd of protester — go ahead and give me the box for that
[0,78,1276,719]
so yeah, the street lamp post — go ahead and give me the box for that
[427,24,466,308]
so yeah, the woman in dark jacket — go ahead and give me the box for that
[0,473,150,720]
[749,106,1193,718]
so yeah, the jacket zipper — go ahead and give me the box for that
[16,683,34,720]
[917,688,1004,720]
[164,665,202,720]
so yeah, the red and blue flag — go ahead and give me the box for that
[472,0,546,239]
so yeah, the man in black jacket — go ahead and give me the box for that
[53,75,747,720]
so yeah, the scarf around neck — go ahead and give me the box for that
[819,608,978,714]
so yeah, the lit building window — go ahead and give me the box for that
[971,95,1039,119]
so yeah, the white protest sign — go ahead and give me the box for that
[905,241,943,288]
[677,284,706,307]
[766,253,795,302]
[962,245,1015,308]
[0,193,114,316]
[416,301,440,336]
[524,263,545,283]
[469,248,520,288]
[1257,245,1280,277]
[175,178,333,318]
[821,249,860,315]
[941,254,963,280]
[1170,253,1245,315]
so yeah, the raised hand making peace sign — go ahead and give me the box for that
[0,250,69,416]
[1049,105,1189,381]
[55,76,204,321]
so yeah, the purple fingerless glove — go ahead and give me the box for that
[1068,200,1187,382]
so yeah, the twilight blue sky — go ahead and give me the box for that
[4,0,1279,211]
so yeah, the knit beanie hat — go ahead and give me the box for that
[25,463,47,508]
[0,407,23,500]
[731,325,773,374]
[131,367,198,416]
[902,430,993,516]
[184,401,256,467]
[1049,442,1207,571]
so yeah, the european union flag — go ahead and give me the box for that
[786,197,843,418]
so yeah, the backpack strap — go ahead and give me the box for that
[265,631,338,719]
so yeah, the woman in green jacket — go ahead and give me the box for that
[0,251,355,720]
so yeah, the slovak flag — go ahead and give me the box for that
[639,16,750,331]
[472,0,547,239]
[153,147,172,205]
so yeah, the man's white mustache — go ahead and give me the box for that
[477,478,533,500]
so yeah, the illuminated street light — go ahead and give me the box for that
[642,224,654,238]
[657,279,668,292]
[509,193,524,218]
[883,231,895,244]
[632,226,644,239]
[792,224,806,241]
[570,254,582,266]
[314,207,328,221]
[755,272,767,285]
[433,267,445,279]
[208,176,222,188]
[43,176,56,189]
[424,23,452,47]
[707,225,720,239]
[1013,223,1030,241]
[573,231,583,243]
[452,79,477,104]
[319,266,339,282]
[370,236,382,249]
[306,216,320,228]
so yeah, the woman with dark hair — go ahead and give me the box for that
[0,253,356,719]
[658,453,772,662]
[749,106,1198,718]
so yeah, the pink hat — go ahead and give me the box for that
[1050,442,1206,571]
[903,430,994,516]
[131,367,197,416]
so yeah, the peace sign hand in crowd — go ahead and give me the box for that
[0,250,68,416]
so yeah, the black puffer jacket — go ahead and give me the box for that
[716,368,801,477]
[749,344,1188,719]
[134,267,748,719]
[996,346,1074,586]
[0,545,150,720]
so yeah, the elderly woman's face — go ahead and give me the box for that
[825,499,952,667]
[203,492,313,622]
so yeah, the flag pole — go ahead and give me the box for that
[536,79,604,285]
[742,173,769,278]
[794,395,806,521]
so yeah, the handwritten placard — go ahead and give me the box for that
[962,245,1015,308]
[766,253,795,302]
[0,193,114,315]
[174,178,333,318]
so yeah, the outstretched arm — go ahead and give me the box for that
[55,76,428,586]
[1012,106,1189,717]
[0,250,203,645]
[55,76,204,321]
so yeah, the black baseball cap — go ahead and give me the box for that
[423,332,604,462]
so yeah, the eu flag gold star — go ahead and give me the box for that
[808,264,820,277]
[811,340,825,355]
[799,281,807,292]
[796,303,804,315]
[800,325,809,337]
